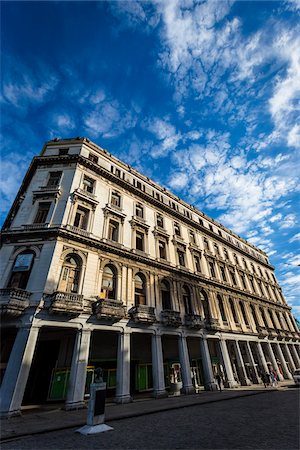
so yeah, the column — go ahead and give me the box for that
[178,335,195,394]
[115,331,132,403]
[266,343,284,381]
[151,333,167,398]
[275,343,293,380]
[284,344,296,373]
[290,345,300,368]
[233,341,251,385]
[256,342,269,373]
[0,326,39,418]
[245,341,260,383]
[219,339,238,388]
[65,328,92,410]
[200,337,217,390]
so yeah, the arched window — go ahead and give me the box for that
[239,301,249,325]
[250,305,259,328]
[183,285,192,315]
[199,290,210,320]
[58,254,82,293]
[217,294,226,322]
[134,272,146,306]
[161,279,171,310]
[101,265,117,300]
[8,250,35,290]
[229,298,238,323]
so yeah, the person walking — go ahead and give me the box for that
[216,374,222,392]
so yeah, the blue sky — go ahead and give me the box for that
[1,1,300,319]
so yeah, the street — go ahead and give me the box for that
[2,389,299,450]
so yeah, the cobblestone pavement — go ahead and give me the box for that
[2,389,299,450]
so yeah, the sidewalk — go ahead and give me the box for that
[1,382,294,442]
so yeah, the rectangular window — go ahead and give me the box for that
[203,238,209,250]
[115,168,121,177]
[220,265,227,282]
[209,261,216,278]
[159,240,166,259]
[177,249,185,267]
[47,171,62,187]
[209,224,213,232]
[174,223,181,236]
[34,202,51,224]
[230,270,237,286]
[111,191,121,207]
[157,214,164,228]
[74,206,89,230]
[108,220,119,242]
[136,231,144,251]
[248,276,256,292]
[136,181,142,190]
[83,176,95,194]
[89,153,98,164]
[239,272,247,289]
[136,204,144,218]
[189,231,196,244]
[59,148,69,156]
[194,255,201,272]
[199,218,204,226]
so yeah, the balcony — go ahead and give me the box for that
[184,314,204,329]
[93,299,125,321]
[129,305,156,324]
[0,288,30,317]
[64,224,91,238]
[205,318,222,332]
[23,223,49,230]
[73,188,99,206]
[257,326,268,338]
[48,291,84,316]
[160,310,182,328]
[267,328,277,340]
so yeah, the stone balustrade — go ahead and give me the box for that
[93,298,125,321]
[129,305,156,324]
[160,309,182,328]
[48,291,84,316]
[184,313,204,329]
[0,288,30,317]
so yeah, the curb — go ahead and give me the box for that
[0,388,287,443]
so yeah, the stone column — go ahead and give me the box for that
[233,341,251,385]
[245,341,260,383]
[219,339,238,388]
[115,332,132,403]
[178,335,194,394]
[0,325,39,418]
[275,343,293,380]
[283,344,296,373]
[151,333,167,398]
[65,328,92,410]
[200,337,217,390]
[289,345,300,368]
[266,343,284,381]
[256,342,269,373]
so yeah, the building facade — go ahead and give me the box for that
[1,137,299,417]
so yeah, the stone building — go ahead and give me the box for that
[1,137,299,417]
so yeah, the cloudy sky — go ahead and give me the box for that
[1,1,300,319]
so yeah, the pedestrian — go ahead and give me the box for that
[265,372,270,386]
[270,371,276,387]
[216,374,222,392]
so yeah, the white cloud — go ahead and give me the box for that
[289,232,300,243]
[55,114,75,130]
[83,99,136,139]
[168,172,189,190]
[280,214,297,229]
[142,117,181,158]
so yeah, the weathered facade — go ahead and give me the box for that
[1,137,299,417]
